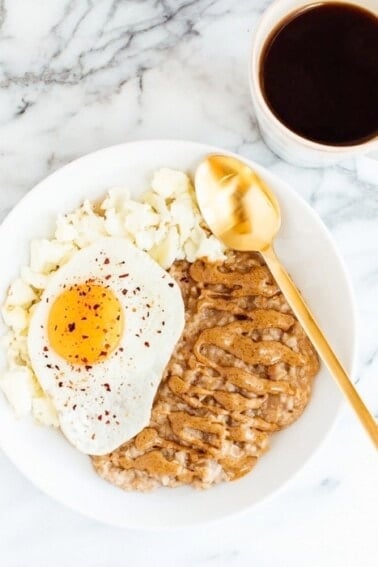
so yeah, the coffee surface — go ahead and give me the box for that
[260,3,378,146]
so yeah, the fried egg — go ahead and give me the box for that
[27,237,185,455]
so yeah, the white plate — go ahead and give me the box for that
[0,140,357,529]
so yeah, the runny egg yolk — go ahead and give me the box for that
[47,281,124,365]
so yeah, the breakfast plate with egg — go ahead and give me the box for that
[0,140,356,528]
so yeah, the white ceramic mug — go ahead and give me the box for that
[249,0,378,167]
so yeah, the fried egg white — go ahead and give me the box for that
[27,237,185,455]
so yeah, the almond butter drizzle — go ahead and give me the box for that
[92,251,320,490]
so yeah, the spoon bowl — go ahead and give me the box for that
[195,155,281,251]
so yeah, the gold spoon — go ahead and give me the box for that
[195,154,378,448]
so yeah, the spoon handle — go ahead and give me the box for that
[262,245,378,448]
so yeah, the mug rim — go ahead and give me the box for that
[249,0,378,155]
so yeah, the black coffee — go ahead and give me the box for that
[260,3,378,146]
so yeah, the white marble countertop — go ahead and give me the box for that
[0,1,377,565]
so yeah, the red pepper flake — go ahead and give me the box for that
[100,351,107,357]
[119,273,129,279]
[144,341,150,348]
[122,289,128,295]
[105,275,111,280]
[82,335,89,339]
[119,347,124,352]
[103,383,111,392]
[93,304,100,310]
[104,258,110,265]
[105,420,110,425]
[105,410,109,416]
[97,415,102,421]
[68,323,76,332]
[43,346,48,352]
[85,365,92,371]
[81,317,87,321]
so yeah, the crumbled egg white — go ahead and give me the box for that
[0,168,226,426]
[0,366,36,418]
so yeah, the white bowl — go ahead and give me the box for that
[0,140,357,528]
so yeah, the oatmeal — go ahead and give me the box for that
[92,251,319,490]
